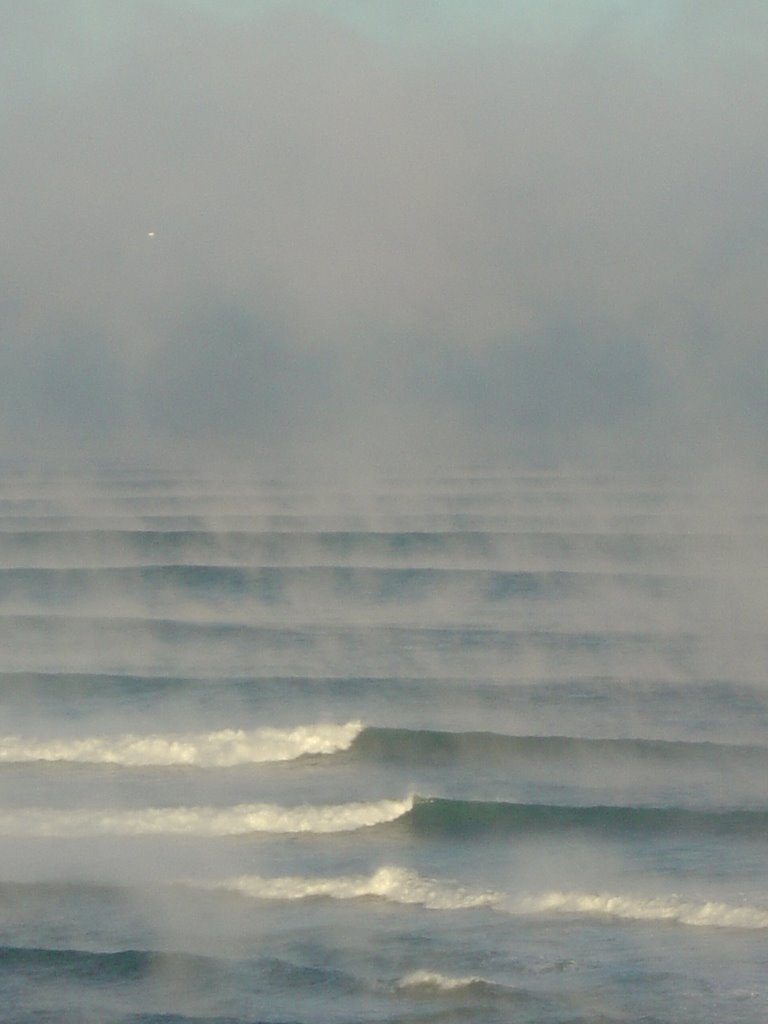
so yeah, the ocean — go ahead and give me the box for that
[0,468,766,1023]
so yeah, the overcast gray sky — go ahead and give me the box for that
[2,0,767,473]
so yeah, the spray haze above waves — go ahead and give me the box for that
[5,0,768,1015]
[1,469,767,1024]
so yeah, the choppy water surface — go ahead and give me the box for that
[1,470,767,1023]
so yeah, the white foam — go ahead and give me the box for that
[397,969,488,992]
[0,796,412,837]
[518,890,768,929]
[0,721,363,766]
[193,865,501,910]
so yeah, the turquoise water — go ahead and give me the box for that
[0,471,767,1023]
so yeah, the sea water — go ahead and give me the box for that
[0,469,766,1023]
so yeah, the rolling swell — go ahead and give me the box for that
[4,720,764,770]
[1,793,763,839]
[403,797,768,838]
[0,945,361,992]
[0,945,212,982]
[351,726,768,768]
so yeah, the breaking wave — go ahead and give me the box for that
[397,969,489,992]
[190,865,501,910]
[5,793,764,839]
[395,969,531,1002]
[4,721,766,771]
[0,721,363,766]
[183,868,768,930]
[0,795,413,837]
[519,891,768,929]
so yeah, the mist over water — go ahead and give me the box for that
[3,1,768,471]
[4,1,768,1020]
[0,469,767,1024]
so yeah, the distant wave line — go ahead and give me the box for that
[0,614,717,646]
[0,564,690,584]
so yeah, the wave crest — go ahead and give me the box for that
[193,866,501,910]
[180,868,768,930]
[0,796,412,837]
[0,721,363,766]
[519,891,768,929]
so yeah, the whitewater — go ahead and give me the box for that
[1,469,767,1024]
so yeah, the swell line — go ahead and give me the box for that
[3,722,764,769]
[351,727,768,766]
[404,797,768,838]
[0,945,363,994]
[11,795,759,839]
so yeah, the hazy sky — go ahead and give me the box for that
[3,0,767,472]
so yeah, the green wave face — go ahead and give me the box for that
[405,797,768,839]
[353,727,768,768]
